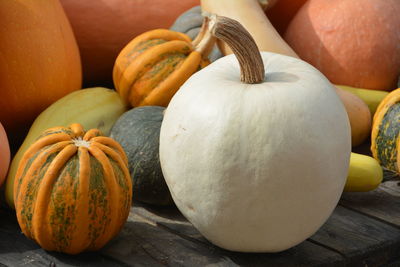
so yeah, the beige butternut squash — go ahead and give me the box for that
[201,0,297,57]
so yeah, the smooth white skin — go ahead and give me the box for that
[159,52,351,252]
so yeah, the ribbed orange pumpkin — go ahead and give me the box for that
[113,19,215,107]
[14,124,132,255]
[0,0,82,146]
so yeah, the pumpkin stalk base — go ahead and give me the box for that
[208,15,265,84]
[72,137,91,148]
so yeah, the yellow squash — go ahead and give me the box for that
[5,87,128,208]
[345,153,383,192]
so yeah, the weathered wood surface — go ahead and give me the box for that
[1,177,399,266]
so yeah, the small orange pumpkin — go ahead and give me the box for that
[113,18,215,107]
[14,123,132,254]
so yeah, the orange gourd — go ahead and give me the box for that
[0,0,82,146]
[0,122,10,187]
[113,19,215,107]
[284,0,400,91]
[60,0,200,87]
[371,88,400,173]
[14,124,132,254]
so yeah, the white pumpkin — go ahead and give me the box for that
[159,16,351,253]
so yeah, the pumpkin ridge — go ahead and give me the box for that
[118,43,193,103]
[87,145,120,249]
[91,136,129,165]
[22,133,72,160]
[16,151,58,239]
[86,155,108,250]
[36,128,73,140]
[32,144,78,251]
[371,89,400,169]
[90,142,127,175]
[107,157,132,237]
[70,123,85,138]
[139,51,202,106]
[114,29,191,74]
[128,53,187,106]
[90,141,132,210]
[67,147,91,254]
[14,141,72,209]
[117,40,193,103]
[375,103,400,169]
[48,154,80,253]
[123,39,167,69]
[83,128,103,141]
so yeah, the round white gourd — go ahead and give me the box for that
[159,16,351,253]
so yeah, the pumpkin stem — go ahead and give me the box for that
[193,16,217,60]
[208,14,265,84]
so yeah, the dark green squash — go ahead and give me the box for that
[170,6,223,62]
[110,106,173,205]
[371,88,400,173]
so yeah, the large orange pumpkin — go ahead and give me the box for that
[60,0,199,87]
[14,124,132,254]
[0,0,82,146]
[0,122,10,187]
[265,0,307,35]
[284,0,400,91]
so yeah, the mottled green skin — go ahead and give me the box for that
[110,106,173,206]
[375,103,400,172]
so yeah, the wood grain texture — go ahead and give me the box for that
[132,204,345,267]
[0,209,128,267]
[309,205,400,267]
[340,180,400,228]
[102,209,238,266]
[1,177,400,266]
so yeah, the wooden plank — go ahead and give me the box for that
[309,205,400,267]
[102,210,240,266]
[340,180,400,228]
[0,209,128,267]
[132,204,345,267]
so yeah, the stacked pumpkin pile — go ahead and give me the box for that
[0,0,399,255]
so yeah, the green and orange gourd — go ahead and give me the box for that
[14,123,132,254]
[371,88,400,173]
[113,17,216,107]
